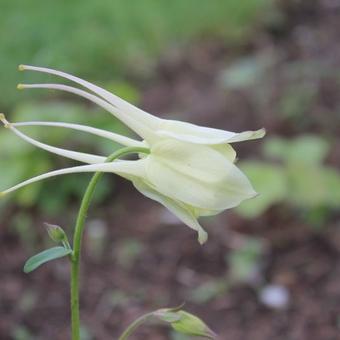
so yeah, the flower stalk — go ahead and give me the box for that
[70,147,149,340]
[117,312,154,340]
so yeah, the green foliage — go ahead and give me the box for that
[109,290,131,309]
[11,326,35,340]
[190,236,265,303]
[221,53,275,89]
[0,0,272,109]
[10,212,37,251]
[116,239,145,269]
[189,279,228,304]
[236,162,287,218]
[24,246,72,273]
[18,289,38,313]
[79,326,93,340]
[263,135,330,165]
[228,238,264,282]
[237,135,340,222]
[278,83,318,122]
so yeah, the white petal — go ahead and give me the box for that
[1,116,105,164]
[212,144,236,162]
[157,119,265,145]
[0,160,146,196]
[146,140,257,211]
[13,121,146,148]
[19,83,157,141]
[133,179,208,244]
[192,207,221,217]
[226,128,266,143]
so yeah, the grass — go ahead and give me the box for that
[0,0,271,109]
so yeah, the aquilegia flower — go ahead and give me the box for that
[0,65,265,243]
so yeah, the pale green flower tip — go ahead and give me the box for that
[254,128,266,139]
[17,84,25,90]
[253,191,260,198]
[0,113,10,128]
[18,64,26,71]
[198,228,208,245]
[248,188,259,199]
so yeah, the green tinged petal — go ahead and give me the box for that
[212,143,236,162]
[133,179,208,244]
[146,140,257,211]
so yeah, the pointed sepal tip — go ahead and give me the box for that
[0,114,10,128]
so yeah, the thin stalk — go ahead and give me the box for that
[70,146,149,340]
[117,313,154,340]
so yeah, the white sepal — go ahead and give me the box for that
[12,121,146,148]
[1,115,105,164]
[1,159,147,196]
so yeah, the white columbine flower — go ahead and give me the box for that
[0,65,265,244]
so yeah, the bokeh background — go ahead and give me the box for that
[1,0,340,339]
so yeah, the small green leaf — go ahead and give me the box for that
[24,247,72,273]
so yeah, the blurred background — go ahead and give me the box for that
[1,0,340,339]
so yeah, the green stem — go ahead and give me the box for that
[70,146,149,340]
[118,313,154,340]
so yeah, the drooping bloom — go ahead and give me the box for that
[1,65,265,243]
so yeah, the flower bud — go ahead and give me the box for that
[44,223,68,244]
[155,309,217,339]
